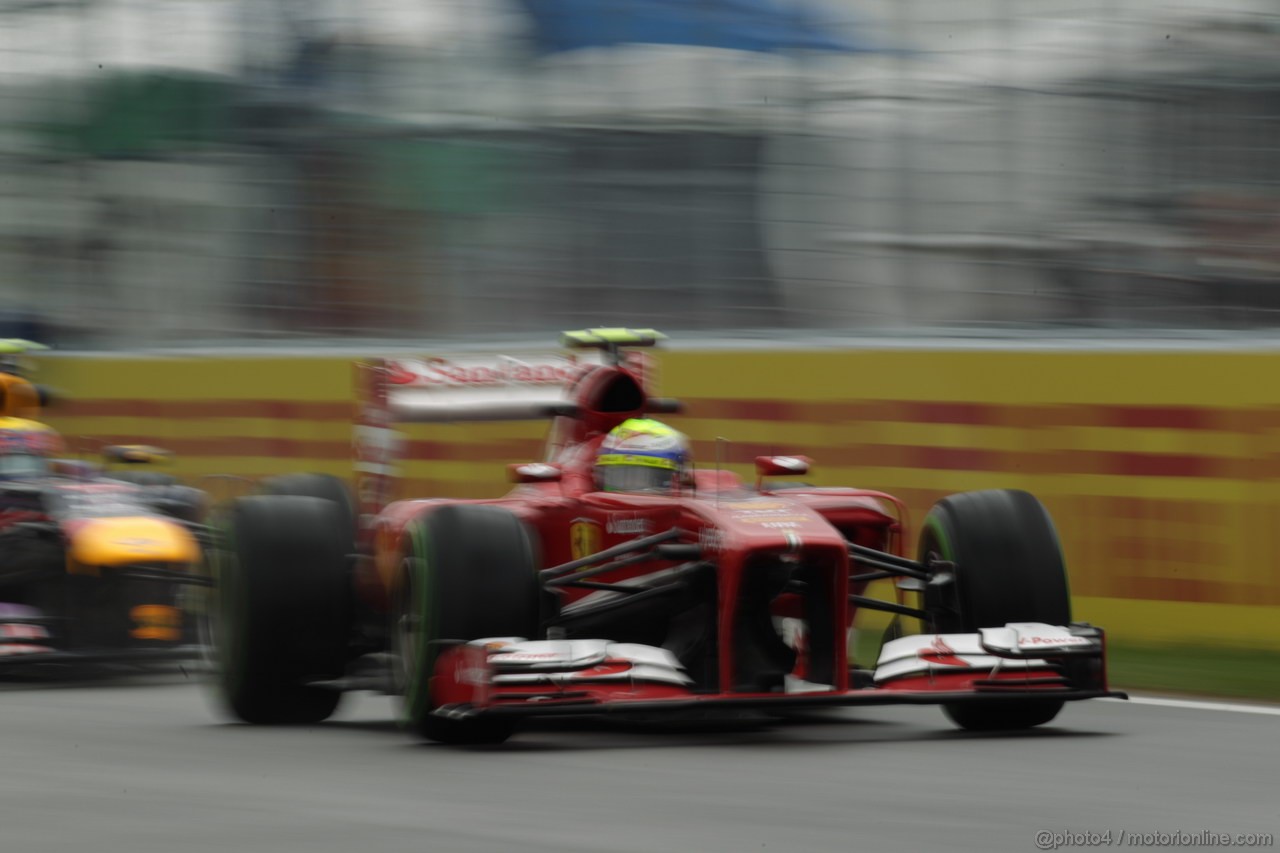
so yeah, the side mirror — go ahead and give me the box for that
[103,444,173,465]
[507,462,562,484]
[755,455,811,490]
[755,455,811,477]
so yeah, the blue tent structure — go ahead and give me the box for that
[516,0,872,56]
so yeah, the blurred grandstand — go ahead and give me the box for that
[2,0,1280,348]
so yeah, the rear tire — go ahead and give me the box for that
[213,495,351,724]
[918,489,1071,731]
[260,474,356,549]
[397,505,540,744]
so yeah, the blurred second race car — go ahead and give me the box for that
[0,357,210,671]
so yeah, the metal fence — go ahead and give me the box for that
[3,0,1280,348]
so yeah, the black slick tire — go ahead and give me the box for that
[917,489,1071,731]
[214,495,351,724]
[259,473,356,549]
[397,505,539,745]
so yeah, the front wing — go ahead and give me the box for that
[427,623,1125,721]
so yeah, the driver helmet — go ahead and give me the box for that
[595,418,690,493]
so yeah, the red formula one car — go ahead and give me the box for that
[209,329,1123,743]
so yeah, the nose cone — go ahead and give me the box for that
[68,516,199,566]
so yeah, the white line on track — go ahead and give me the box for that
[1103,695,1280,717]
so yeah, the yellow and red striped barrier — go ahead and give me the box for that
[36,348,1280,650]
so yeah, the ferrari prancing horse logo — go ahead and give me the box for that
[570,518,602,562]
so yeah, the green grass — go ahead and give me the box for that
[1107,643,1280,703]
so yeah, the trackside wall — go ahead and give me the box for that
[35,348,1280,651]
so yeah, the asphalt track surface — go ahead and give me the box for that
[2,671,1276,853]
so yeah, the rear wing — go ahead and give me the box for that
[353,330,663,539]
[357,349,656,425]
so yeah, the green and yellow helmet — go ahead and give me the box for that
[595,418,690,493]
[0,339,47,379]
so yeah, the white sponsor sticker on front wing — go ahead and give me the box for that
[980,623,1097,655]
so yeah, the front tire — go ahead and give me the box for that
[918,489,1071,731]
[213,495,351,724]
[397,505,540,744]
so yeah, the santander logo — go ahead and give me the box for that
[383,362,420,386]
[385,357,589,388]
[917,637,970,668]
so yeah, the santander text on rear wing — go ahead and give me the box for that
[352,329,664,541]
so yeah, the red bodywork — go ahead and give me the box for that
[350,347,1115,718]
